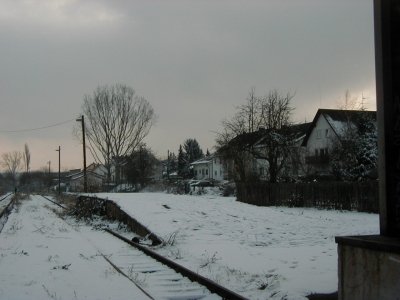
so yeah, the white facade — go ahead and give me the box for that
[305,115,336,157]
[302,109,376,177]
[191,155,226,181]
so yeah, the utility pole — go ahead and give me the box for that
[76,115,88,193]
[48,160,51,192]
[56,146,61,195]
[167,150,170,180]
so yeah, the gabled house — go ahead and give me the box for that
[217,129,266,182]
[252,123,311,180]
[190,154,228,182]
[301,109,377,177]
[221,123,311,183]
[65,163,107,192]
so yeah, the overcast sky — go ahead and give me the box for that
[0,0,376,171]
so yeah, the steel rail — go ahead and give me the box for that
[0,194,16,232]
[105,228,248,300]
[40,194,68,209]
[0,192,12,202]
[0,195,15,218]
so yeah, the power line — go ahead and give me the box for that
[0,118,76,133]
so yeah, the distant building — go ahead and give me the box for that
[222,123,311,182]
[65,163,107,192]
[190,154,227,181]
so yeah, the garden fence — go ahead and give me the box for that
[235,181,379,213]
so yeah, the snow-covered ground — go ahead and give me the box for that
[0,195,149,300]
[95,192,379,300]
[0,192,380,300]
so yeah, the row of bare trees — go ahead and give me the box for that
[0,144,31,191]
[1,144,30,179]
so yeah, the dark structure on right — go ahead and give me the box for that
[336,1,400,299]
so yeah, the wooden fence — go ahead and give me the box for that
[236,181,379,213]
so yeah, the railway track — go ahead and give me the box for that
[0,192,13,202]
[0,192,15,232]
[39,194,248,300]
[105,229,246,300]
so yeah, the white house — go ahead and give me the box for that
[190,154,227,181]
[301,109,376,176]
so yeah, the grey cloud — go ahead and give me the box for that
[0,0,376,169]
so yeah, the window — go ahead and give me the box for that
[319,148,328,156]
[215,171,217,176]
[316,129,321,139]
[325,129,329,137]
[206,169,208,175]
[259,167,264,176]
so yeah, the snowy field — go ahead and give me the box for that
[0,193,379,300]
[95,191,379,300]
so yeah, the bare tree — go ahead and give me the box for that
[219,88,263,142]
[217,89,295,183]
[337,89,364,110]
[253,90,295,182]
[1,151,23,184]
[82,84,156,181]
[23,143,31,173]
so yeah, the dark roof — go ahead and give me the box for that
[224,122,312,150]
[301,109,376,146]
[228,129,266,148]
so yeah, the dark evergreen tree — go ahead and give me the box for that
[125,145,158,189]
[177,145,187,177]
[183,139,204,163]
[168,152,178,173]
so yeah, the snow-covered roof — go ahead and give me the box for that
[190,156,213,166]
[254,122,311,147]
[301,109,376,146]
[223,123,311,151]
